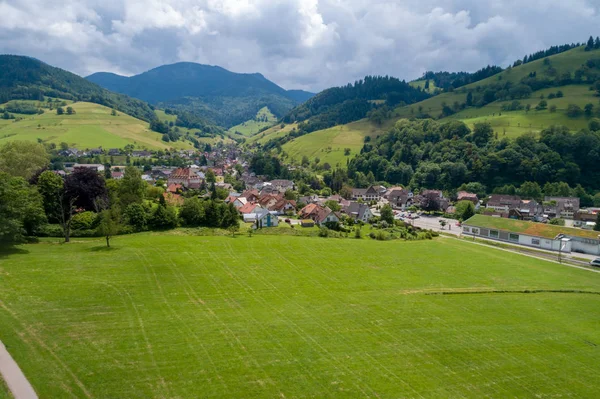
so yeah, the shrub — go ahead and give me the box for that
[71,211,98,230]
[125,203,148,231]
[318,226,329,237]
[354,227,362,239]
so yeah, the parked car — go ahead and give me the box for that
[590,258,600,267]
[284,219,291,224]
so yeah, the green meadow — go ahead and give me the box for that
[228,107,278,137]
[1,234,600,398]
[281,118,392,166]
[0,102,193,150]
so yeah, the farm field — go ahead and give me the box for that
[1,234,600,398]
[0,102,193,150]
[281,118,392,167]
[228,107,277,137]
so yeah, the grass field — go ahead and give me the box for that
[0,102,194,150]
[409,79,438,94]
[282,119,393,167]
[1,234,600,398]
[247,122,298,145]
[228,107,278,137]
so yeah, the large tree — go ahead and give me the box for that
[455,200,475,221]
[380,204,394,225]
[0,141,49,179]
[118,166,145,208]
[37,171,76,242]
[0,172,46,245]
[65,168,108,211]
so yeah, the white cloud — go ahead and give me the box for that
[0,0,599,91]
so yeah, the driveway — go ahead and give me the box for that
[409,215,461,235]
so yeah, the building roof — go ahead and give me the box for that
[464,214,600,240]
[170,168,196,179]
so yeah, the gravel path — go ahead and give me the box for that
[0,340,37,399]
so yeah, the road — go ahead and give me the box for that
[0,340,38,398]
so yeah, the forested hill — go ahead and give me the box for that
[282,75,430,133]
[87,63,314,128]
[0,55,156,122]
[348,119,600,203]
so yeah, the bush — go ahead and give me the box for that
[318,226,329,237]
[71,211,99,230]
[354,227,362,239]
[150,204,177,230]
[125,203,148,231]
[375,230,389,241]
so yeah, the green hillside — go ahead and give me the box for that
[228,107,277,137]
[0,55,156,122]
[398,46,600,137]
[0,100,194,150]
[247,122,299,145]
[409,79,438,94]
[281,118,393,166]
[264,45,600,165]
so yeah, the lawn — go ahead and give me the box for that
[0,102,194,150]
[1,234,600,398]
[465,214,600,240]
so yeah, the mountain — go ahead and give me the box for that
[0,55,156,122]
[87,63,315,128]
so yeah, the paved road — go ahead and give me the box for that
[0,340,37,399]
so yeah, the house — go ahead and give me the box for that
[111,171,124,180]
[132,150,152,158]
[457,191,479,208]
[352,185,387,201]
[345,202,373,223]
[543,197,580,219]
[463,214,600,255]
[486,195,522,212]
[73,163,105,172]
[167,183,183,194]
[255,209,279,228]
[299,194,320,205]
[168,168,202,187]
[242,189,260,202]
[300,204,340,226]
[270,199,297,215]
[239,202,262,215]
[416,190,450,211]
[387,188,413,210]
[574,209,599,229]
[268,179,295,192]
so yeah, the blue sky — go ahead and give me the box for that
[1,0,599,91]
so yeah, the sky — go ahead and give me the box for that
[1,0,599,92]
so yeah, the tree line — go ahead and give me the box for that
[0,141,239,247]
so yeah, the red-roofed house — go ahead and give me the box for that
[168,168,201,187]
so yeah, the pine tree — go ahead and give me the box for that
[595,37,600,49]
[586,36,594,51]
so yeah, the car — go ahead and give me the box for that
[590,258,600,267]
[284,219,291,224]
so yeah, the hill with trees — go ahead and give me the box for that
[87,63,314,128]
[0,55,156,122]
[259,38,600,166]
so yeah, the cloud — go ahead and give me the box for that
[0,0,599,92]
